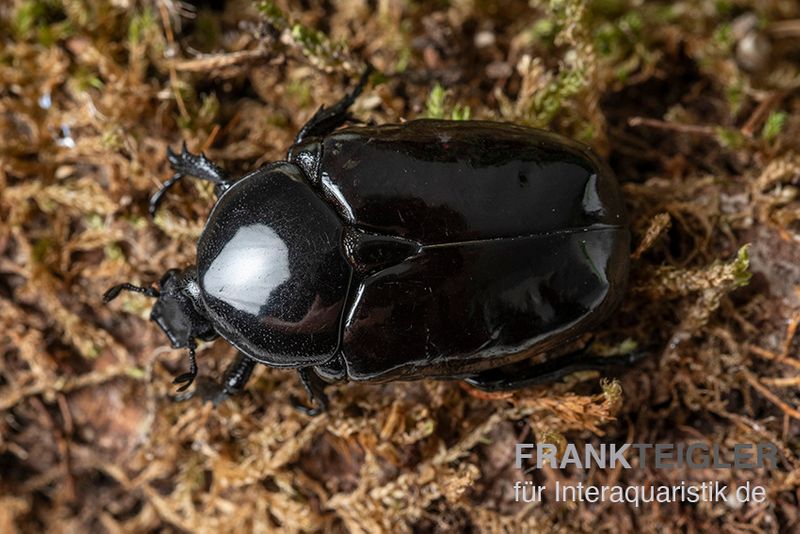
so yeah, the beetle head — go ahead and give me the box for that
[103,267,216,391]
[149,268,216,347]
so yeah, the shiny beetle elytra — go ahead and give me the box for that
[104,69,633,414]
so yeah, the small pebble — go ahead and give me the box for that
[474,30,495,48]
[486,61,512,79]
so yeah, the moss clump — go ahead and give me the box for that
[423,83,471,120]
[2,0,800,531]
[762,110,788,141]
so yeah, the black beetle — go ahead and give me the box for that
[105,69,632,414]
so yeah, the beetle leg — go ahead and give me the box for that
[172,341,198,392]
[292,368,330,416]
[149,142,232,216]
[293,64,373,144]
[463,350,648,392]
[174,352,257,405]
[221,352,257,395]
[207,352,257,406]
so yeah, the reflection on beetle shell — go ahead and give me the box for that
[202,224,290,316]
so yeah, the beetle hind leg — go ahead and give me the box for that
[464,350,648,393]
[149,142,232,216]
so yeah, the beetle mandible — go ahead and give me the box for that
[105,68,633,414]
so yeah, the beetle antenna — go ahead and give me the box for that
[173,343,198,392]
[103,283,160,303]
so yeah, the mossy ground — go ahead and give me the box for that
[2,0,800,532]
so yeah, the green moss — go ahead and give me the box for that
[260,1,348,69]
[176,115,193,131]
[259,0,289,31]
[37,19,73,46]
[593,8,642,58]
[32,238,54,263]
[86,214,104,229]
[711,23,733,50]
[125,366,146,379]
[725,82,744,116]
[123,214,147,230]
[531,18,556,43]
[266,113,290,128]
[424,84,447,119]
[197,93,220,128]
[423,84,471,120]
[13,0,65,39]
[369,70,388,86]
[128,6,157,46]
[101,128,123,151]
[394,46,412,73]
[731,244,752,288]
[286,79,313,109]
[121,294,154,316]
[420,419,436,437]
[655,4,680,22]
[290,23,347,62]
[291,23,323,51]
[586,338,639,359]
[530,67,587,127]
[104,243,124,261]
[715,127,745,149]
[73,66,104,92]
[594,22,619,56]
[577,122,596,143]
[589,0,627,18]
[714,0,734,15]
[761,111,787,141]
[619,11,642,34]
[601,379,623,406]
[450,104,471,121]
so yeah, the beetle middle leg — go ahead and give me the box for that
[213,352,257,404]
[463,350,648,392]
[292,368,330,416]
[293,64,373,144]
[149,142,232,216]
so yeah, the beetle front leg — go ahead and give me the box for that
[173,341,198,392]
[175,351,256,406]
[293,64,373,144]
[463,349,648,392]
[149,143,233,216]
[292,368,330,416]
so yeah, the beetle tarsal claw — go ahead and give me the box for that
[173,372,196,391]
[173,346,198,392]
[290,395,323,416]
